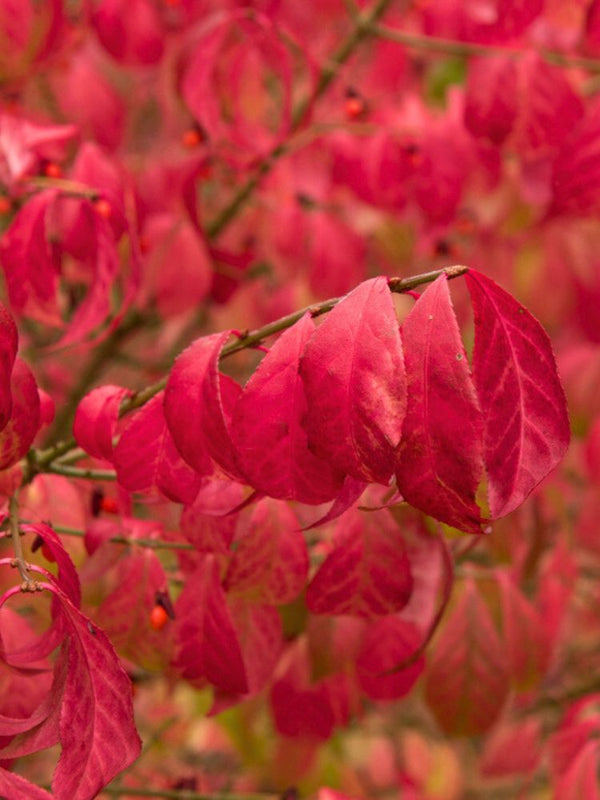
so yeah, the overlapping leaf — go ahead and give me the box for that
[73,385,131,461]
[164,330,241,480]
[424,577,510,736]
[306,508,412,618]
[225,498,308,604]
[396,275,484,532]
[300,277,406,484]
[0,303,17,431]
[0,578,140,800]
[231,313,345,503]
[175,555,247,695]
[466,269,570,518]
[113,391,202,503]
[0,359,41,470]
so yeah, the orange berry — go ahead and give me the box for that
[345,96,366,121]
[94,197,112,219]
[100,496,119,514]
[43,162,62,178]
[150,604,169,631]
[0,196,12,214]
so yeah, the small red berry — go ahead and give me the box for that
[182,125,207,148]
[150,604,169,631]
[94,197,112,219]
[43,162,62,178]
[345,88,368,121]
[0,196,12,214]
[100,496,119,514]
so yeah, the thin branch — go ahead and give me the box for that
[45,464,117,481]
[23,264,468,480]
[54,525,195,551]
[373,23,600,72]
[8,495,36,590]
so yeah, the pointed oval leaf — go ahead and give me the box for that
[0,303,17,431]
[356,617,424,701]
[48,585,142,800]
[395,276,484,532]
[465,269,570,518]
[73,385,131,461]
[300,277,406,483]
[225,498,308,604]
[424,578,510,737]
[306,508,413,618]
[0,767,53,799]
[0,359,41,470]
[113,392,201,504]
[164,331,242,480]
[175,555,248,695]
[231,314,345,503]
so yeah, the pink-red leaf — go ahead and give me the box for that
[175,555,248,695]
[49,585,141,800]
[113,392,201,504]
[22,522,81,608]
[94,550,174,671]
[356,618,424,701]
[424,577,510,736]
[0,359,41,470]
[306,508,413,618]
[225,498,308,604]
[0,303,17,431]
[0,767,53,799]
[73,385,131,461]
[164,331,240,480]
[466,269,570,518]
[232,314,345,503]
[395,275,484,532]
[300,277,406,484]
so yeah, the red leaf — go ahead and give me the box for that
[164,331,240,480]
[0,190,60,324]
[356,617,424,701]
[229,601,283,695]
[270,639,337,740]
[464,56,518,145]
[225,498,308,605]
[302,476,367,531]
[0,359,41,470]
[424,578,510,736]
[141,213,212,316]
[49,586,141,800]
[73,385,131,461]
[175,555,248,695]
[0,303,17,431]
[550,98,600,217]
[0,767,53,799]
[465,269,570,518]
[21,522,81,607]
[496,569,549,689]
[94,550,174,671]
[306,508,413,618]
[231,314,345,503]
[113,392,201,504]
[0,580,141,800]
[554,742,600,800]
[395,275,484,532]
[300,277,406,484]
[481,717,541,777]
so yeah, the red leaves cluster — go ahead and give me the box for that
[84,270,568,535]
